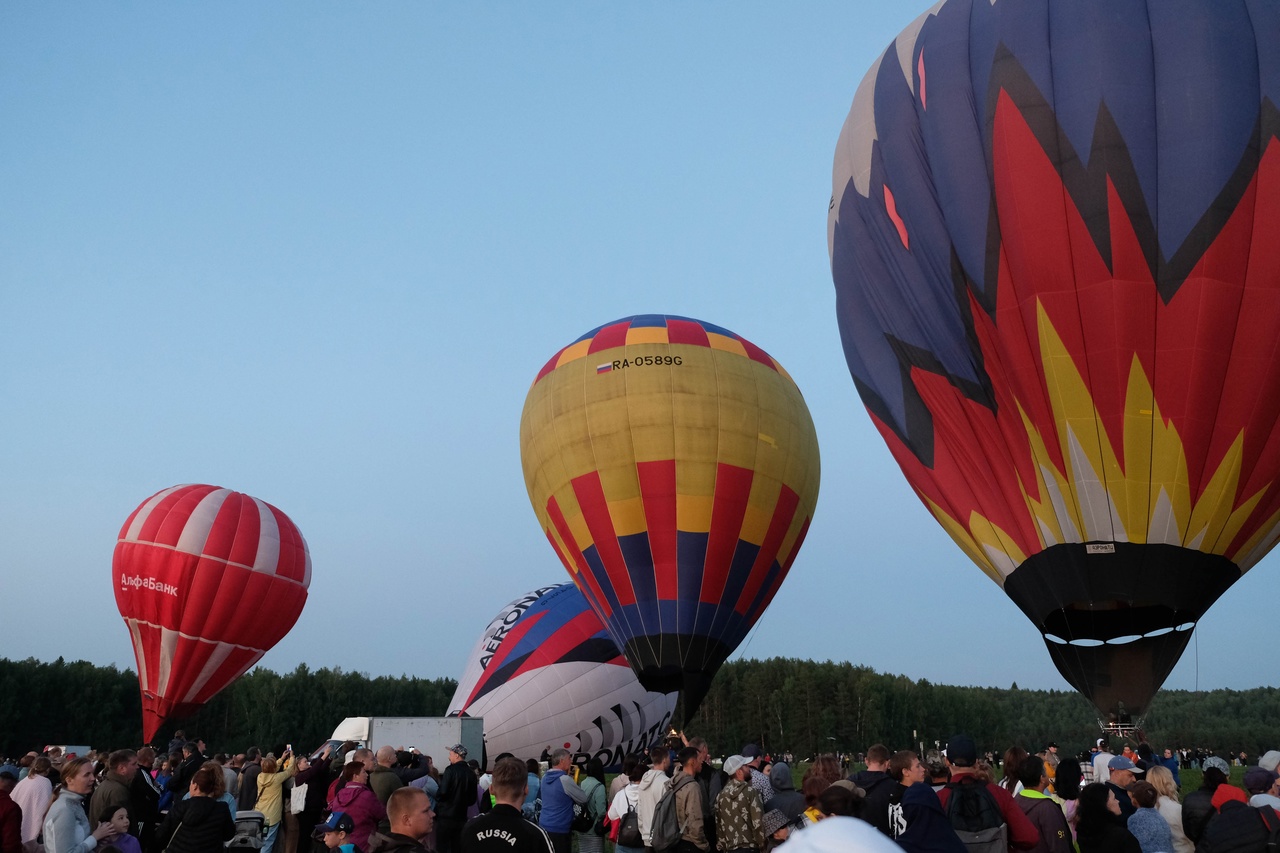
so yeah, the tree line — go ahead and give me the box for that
[2,655,1276,761]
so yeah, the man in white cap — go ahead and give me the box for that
[714,756,763,853]
[1092,740,1115,786]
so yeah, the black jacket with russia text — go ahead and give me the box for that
[460,804,555,853]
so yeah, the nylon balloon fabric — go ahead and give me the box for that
[113,484,311,740]
[829,0,1280,719]
[447,583,677,769]
[520,315,820,718]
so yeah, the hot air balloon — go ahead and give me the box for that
[520,315,820,718]
[448,583,678,768]
[829,0,1280,723]
[113,484,311,741]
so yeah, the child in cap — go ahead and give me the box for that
[315,812,359,853]
[762,809,791,851]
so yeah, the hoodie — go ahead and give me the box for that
[896,784,966,853]
[764,763,805,824]
[851,769,895,837]
[636,768,671,845]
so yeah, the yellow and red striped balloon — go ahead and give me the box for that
[520,315,820,717]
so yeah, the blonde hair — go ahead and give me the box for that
[1146,765,1178,800]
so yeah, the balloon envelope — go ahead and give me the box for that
[829,0,1280,718]
[113,484,311,740]
[520,315,820,718]
[447,583,678,768]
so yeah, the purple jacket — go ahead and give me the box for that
[328,784,387,851]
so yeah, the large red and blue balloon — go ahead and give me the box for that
[830,0,1280,719]
[113,484,311,741]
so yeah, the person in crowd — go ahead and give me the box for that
[714,755,764,853]
[293,746,336,853]
[1053,757,1082,841]
[895,778,965,853]
[886,750,927,840]
[535,750,585,853]
[1155,749,1180,789]
[43,758,114,853]
[606,764,645,853]
[12,757,54,853]
[575,759,606,853]
[1181,761,1229,844]
[129,748,162,853]
[1144,765,1191,853]
[739,746,773,810]
[459,757,553,853]
[328,762,386,853]
[368,750,402,807]
[1194,793,1275,852]
[684,738,716,851]
[636,745,671,849]
[166,745,205,801]
[1074,783,1140,853]
[183,762,234,817]
[153,765,234,853]
[608,756,636,803]
[1,772,22,853]
[1124,782,1172,853]
[850,744,895,837]
[237,748,263,812]
[1092,742,1116,787]
[805,755,843,792]
[436,745,478,853]
[89,752,137,836]
[95,807,139,853]
[153,759,174,816]
[522,760,540,820]
[760,809,789,853]
[1015,755,1070,853]
[313,812,357,853]
[937,734,1040,852]
[1001,747,1029,796]
[924,750,950,792]
[671,747,708,853]
[407,758,439,813]
[1203,757,1247,813]
[254,751,297,853]
[800,777,826,826]
[1243,766,1280,815]
[763,761,804,826]
[366,787,434,853]
[1103,757,1143,820]
[816,781,863,819]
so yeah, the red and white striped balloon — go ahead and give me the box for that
[113,484,311,741]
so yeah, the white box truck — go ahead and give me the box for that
[328,716,485,767]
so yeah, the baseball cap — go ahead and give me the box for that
[722,755,748,776]
[446,743,468,759]
[1260,750,1280,773]
[1108,756,1144,773]
[314,813,354,837]
[947,735,977,767]
[741,744,761,759]
[831,779,867,798]
[1244,767,1279,793]
[779,816,900,853]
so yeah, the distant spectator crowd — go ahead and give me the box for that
[3,730,1279,853]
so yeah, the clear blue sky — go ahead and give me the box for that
[2,2,1272,714]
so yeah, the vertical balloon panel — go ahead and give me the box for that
[520,316,819,717]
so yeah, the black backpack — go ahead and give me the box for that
[944,779,1007,853]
